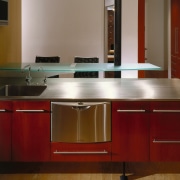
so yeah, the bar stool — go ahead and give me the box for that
[74,56,99,78]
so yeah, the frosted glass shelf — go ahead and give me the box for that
[0,63,161,72]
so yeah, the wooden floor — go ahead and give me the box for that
[1,173,180,180]
[1,162,180,180]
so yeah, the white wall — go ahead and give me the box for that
[121,0,138,78]
[145,0,168,70]
[22,0,104,64]
[22,0,139,78]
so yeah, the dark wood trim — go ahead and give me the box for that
[114,0,121,78]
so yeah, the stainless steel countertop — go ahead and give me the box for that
[0,78,180,101]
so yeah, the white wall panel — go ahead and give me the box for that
[22,0,104,64]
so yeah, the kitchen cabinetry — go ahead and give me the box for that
[171,0,180,78]
[51,142,111,162]
[0,101,12,161]
[112,101,150,162]
[150,101,180,161]
[50,101,111,162]
[12,101,50,162]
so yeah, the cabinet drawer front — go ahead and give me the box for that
[13,101,50,111]
[112,101,150,162]
[51,142,111,162]
[150,101,180,161]
[113,101,150,111]
[150,140,180,161]
[150,118,180,161]
[12,101,51,162]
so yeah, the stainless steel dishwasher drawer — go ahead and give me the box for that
[51,102,111,143]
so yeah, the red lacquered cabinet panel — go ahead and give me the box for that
[171,0,180,78]
[0,101,12,161]
[171,0,180,57]
[150,101,180,161]
[112,101,150,162]
[12,101,51,162]
[51,142,111,162]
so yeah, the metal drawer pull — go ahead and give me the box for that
[53,150,108,154]
[117,109,145,112]
[16,110,45,112]
[0,109,6,112]
[153,110,180,113]
[153,139,180,143]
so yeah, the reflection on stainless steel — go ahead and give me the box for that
[0,78,180,100]
[51,102,111,143]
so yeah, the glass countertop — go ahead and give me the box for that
[0,63,161,72]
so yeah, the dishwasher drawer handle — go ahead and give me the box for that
[53,150,108,154]
[16,110,45,112]
[72,106,90,111]
[117,109,146,112]
[153,139,180,144]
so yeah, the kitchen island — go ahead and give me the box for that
[0,77,180,163]
[0,77,180,180]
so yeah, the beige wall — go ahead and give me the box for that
[0,0,21,64]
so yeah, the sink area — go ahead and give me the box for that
[0,85,47,96]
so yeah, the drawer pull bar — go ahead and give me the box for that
[153,139,180,143]
[153,110,180,113]
[0,109,6,112]
[117,110,145,113]
[53,150,108,154]
[16,110,45,112]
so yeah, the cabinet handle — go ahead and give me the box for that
[16,110,45,112]
[117,109,146,112]
[153,110,180,113]
[0,109,6,112]
[53,150,108,154]
[153,139,180,144]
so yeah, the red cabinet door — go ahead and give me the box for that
[112,101,150,162]
[171,0,180,57]
[12,101,50,162]
[0,101,12,161]
[150,101,180,161]
[171,0,178,56]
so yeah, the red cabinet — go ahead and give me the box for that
[51,142,111,162]
[171,0,180,78]
[0,101,12,161]
[112,101,150,162]
[12,101,51,162]
[150,101,180,161]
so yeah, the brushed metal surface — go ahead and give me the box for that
[51,102,111,143]
[0,78,180,100]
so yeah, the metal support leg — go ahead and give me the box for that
[120,162,128,180]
